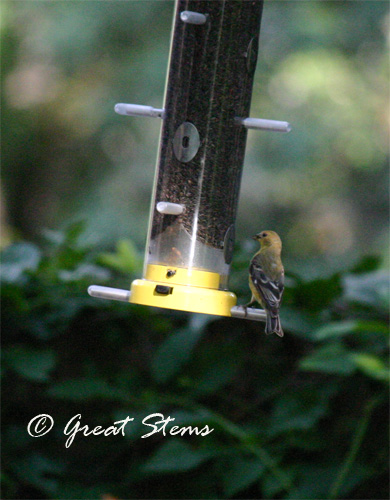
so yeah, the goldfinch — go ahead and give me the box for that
[245,230,284,337]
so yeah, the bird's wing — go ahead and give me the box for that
[249,261,284,314]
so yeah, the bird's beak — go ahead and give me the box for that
[252,234,259,240]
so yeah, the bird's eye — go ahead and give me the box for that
[262,232,268,237]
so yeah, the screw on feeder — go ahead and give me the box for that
[237,117,291,133]
[114,103,165,119]
[180,10,207,25]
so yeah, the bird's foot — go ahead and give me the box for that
[240,301,255,317]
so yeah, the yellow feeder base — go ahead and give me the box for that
[129,264,237,317]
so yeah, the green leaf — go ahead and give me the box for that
[280,306,321,339]
[287,463,371,500]
[351,353,389,383]
[270,384,337,435]
[222,456,265,496]
[64,221,86,244]
[262,467,296,498]
[299,343,356,375]
[286,465,339,499]
[194,354,239,396]
[4,346,56,382]
[350,255,381,274]
[47,377,129,401]
[58,263,110,282]
[293,273,342,312]
[42,228,67,246]
[151,315,207,383]
[0,243,41,283]
[10,453,63,494]
[142,439,210,473]
[99,239,142,274]
[312,320,389,341]
[343,271,389,310]
[312,320,357,340]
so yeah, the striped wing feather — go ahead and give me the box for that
[249,261,284,315]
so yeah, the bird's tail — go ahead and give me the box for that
[265,313,284,337]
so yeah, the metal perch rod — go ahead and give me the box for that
[88,286,266,322]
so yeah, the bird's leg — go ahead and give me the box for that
[242,296,256,317]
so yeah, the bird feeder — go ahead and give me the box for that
[89,0,290,322]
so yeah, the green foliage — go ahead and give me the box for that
[142,439,212,474]
[1,228,389,499]
[4,346,56,382]
[99,240,143,276]
[2,1,388,498]
[151,316,207,384]
[221,456,265,497]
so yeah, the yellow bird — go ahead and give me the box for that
[245,230,284,337]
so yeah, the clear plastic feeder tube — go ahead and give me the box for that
[145,0,264,291]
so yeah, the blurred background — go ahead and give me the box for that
[1,1,389,499]
[1,0,389,273]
